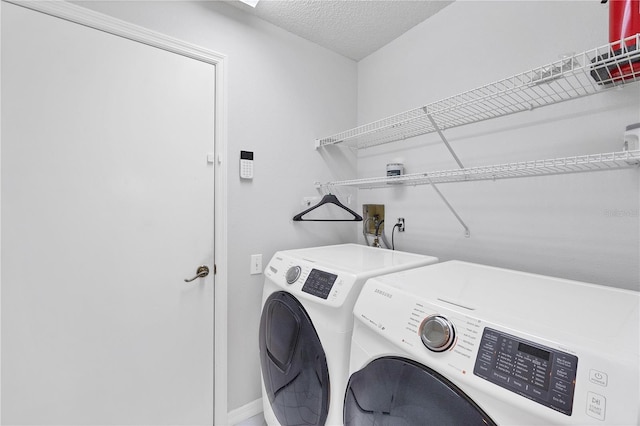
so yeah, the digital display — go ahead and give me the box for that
[473,328,578,416]
[240,150,253,160]
[518,342,550,362]
[301,269,337,299]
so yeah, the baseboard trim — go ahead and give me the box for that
[227,398,263,425]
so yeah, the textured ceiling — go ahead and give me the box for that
[227,0,453,61]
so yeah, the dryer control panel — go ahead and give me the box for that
[473,327,578,416]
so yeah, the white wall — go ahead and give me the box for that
[74,0,358,413]
[357,1,639,290]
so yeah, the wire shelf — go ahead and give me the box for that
[316,35,640,150]
[317,150,640,189]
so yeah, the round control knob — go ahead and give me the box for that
[419,315,455,352]
[285,266,301,284]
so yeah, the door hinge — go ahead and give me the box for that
[214,264,217,275]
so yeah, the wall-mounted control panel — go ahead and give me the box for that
[240,150,254,179]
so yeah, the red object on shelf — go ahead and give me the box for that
[609,0,640,80]
[609,0,640,50]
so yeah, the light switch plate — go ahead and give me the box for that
[250,254,262,275]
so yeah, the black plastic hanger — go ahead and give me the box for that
[293,194,363,222]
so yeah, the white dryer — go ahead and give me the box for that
[345,260,639,425]
[259,244,438,426]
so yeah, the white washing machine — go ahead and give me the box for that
[345,260,639,425]
[259,244,438,426]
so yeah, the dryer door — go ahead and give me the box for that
[259,291,329,426]
[344,357,496,426]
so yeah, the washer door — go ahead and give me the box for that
[259,291,329,426]
[344,357,496,426]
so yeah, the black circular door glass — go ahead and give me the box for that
[259,291,329,426]
[344,357,496,426]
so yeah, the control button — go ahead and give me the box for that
[419,315,455,352]
[530,386,544,398]
[550,390,571,412]
[586,392,606,421]
[522,383,540,399]
[553,365,576,382]
[589,370,608,387]
[490,370,510,385]
[511,378,526,391]
[483,331,499,343]
[478,349,493,364]
[285,266,301,284]
[480,339,497,352]
[555,354,577,370]
[551,377,571,395]
[475,362,490,376]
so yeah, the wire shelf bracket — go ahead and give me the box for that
[426,176,471,238]
[427,112,465,169]
[426,112,469,236]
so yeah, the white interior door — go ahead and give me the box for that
[1,3,215,424]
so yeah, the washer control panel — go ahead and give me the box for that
[473,327,578,416]
[301,268,338,299]
[265,255,357,308]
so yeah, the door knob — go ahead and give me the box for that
[184,265,210,282]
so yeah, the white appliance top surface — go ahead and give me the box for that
[371,260,639,351]
[279,243,438,277]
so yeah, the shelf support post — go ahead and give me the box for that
[424,111,470,237]
[426,111,465,169]
[426,177,470,238]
